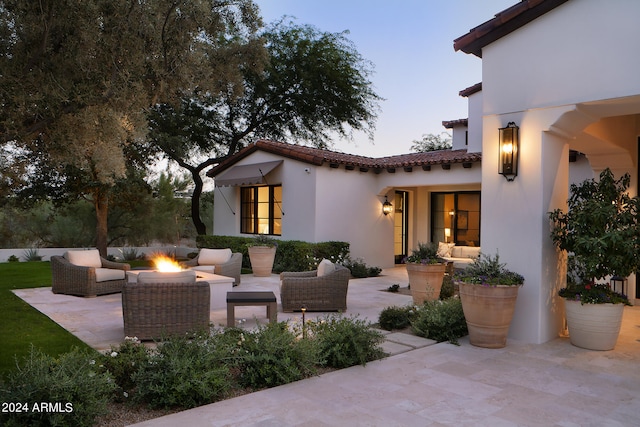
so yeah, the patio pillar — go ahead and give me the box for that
[480,109,570,344]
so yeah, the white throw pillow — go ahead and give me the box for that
[437,242,455,258]
[198,248,232,265]
[65,249,102,268]
[137,271,197,284]
[317,259,335,277]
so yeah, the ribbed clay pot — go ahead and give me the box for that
[406,263,447,305]
[563,299,624,351]
[458,282,521,348]
[248,246,276,277]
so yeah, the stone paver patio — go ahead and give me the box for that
[14,267,640,426]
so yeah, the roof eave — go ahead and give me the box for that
[453,0,570,57]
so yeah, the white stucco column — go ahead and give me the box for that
[480,108,571,344]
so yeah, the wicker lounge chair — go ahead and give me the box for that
[51,252,130,297]
[280,264,350,312]
[182,249,242,286]
[122,271,211,340]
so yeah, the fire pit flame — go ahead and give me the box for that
[152,254,182,272]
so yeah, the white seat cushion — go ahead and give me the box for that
[66,249,102,268]
[137,271,197,284]
[317,259,335,277]
[198,248,232,266]
[190,265,215,273]
[95,268,125,282]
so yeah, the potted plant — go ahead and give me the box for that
[404,242,448,304]
[549,168,635,350]
[247,235,278,277]
[455,253,524,348]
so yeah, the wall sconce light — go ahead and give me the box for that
[444,228,451,243]
[382,196,393,215]
[498,122,519,181]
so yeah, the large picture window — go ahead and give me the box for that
[431,191,480,246]
[241,185,282,235]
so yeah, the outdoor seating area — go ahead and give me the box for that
[51,249,131,297]
[122,271,211,340]
[280,261,350,312]
[12,268,640,426]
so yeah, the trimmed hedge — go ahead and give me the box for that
[195,235,349,273]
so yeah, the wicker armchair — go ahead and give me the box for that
[280,264,350,312]
[122,273,210,340]
[51,255,130,297]
[182,251,242,286]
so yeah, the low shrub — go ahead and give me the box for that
[308,314,386,368]
[21,248,42,261]
[0,346,114,427]
[99,337,151,402]
[196,235,350,272]
[232,322,320,389]
[342,257,382,278]
[378,305,416,331]
[410,298,468,345]
[440,274,455,299]
[133,333,231,409]
[7,254,19,262]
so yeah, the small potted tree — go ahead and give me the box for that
[247,235,278,277]
[549,168,635,350]
[404,242,448,304]
[455,253,524,348]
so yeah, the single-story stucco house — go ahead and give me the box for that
[208,0,639,345]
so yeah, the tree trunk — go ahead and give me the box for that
[94,190,109,257]
[190,167,207,235]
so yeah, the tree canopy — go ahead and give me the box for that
[0,0,266,254]
[149,20,381,234]
[410,133,452,153]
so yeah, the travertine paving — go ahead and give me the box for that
[14,268,640,426]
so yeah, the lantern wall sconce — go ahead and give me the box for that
[498,122,519,181]
[382,196,393,215]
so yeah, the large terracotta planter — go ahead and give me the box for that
[248,246,276,277]
[563,299,624,351]
[406,263,447,305]
[458,282,521,348]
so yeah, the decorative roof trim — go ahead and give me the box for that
[442,118,468,128]
[453,0,570,57]
[459,82,482,97]
[207,140,482,177]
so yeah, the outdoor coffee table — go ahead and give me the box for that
[226,291,277,326]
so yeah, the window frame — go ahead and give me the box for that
[240,184,282,236]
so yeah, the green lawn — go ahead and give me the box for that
[0,260,147,377]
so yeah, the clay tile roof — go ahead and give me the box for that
[453,0,569,57]
[459,82,482,97]
[207,139,481,177]
[442,118,468,128]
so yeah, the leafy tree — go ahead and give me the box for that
[0,0,266,255]
[410,133,452,152]
[149,20,381,234]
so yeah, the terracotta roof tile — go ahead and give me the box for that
[459,82,482,97]
[442,118,468,128]
[207,139,481,177]
[453,0,569,57]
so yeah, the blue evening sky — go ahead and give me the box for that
[255,0,516,157]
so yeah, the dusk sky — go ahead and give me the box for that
[255,0,516,157]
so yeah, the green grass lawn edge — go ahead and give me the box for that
[0,261,140,377]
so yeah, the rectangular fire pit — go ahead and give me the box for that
[226,291,277,327]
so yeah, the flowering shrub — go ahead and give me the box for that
[99,336,150,401]
[559,283,629,305]
[0,346,114,427]
[455,253,524,286]
[404,242,442,265]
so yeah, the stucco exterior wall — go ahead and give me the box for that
[482,0,640,116]
[466,90,483,153]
